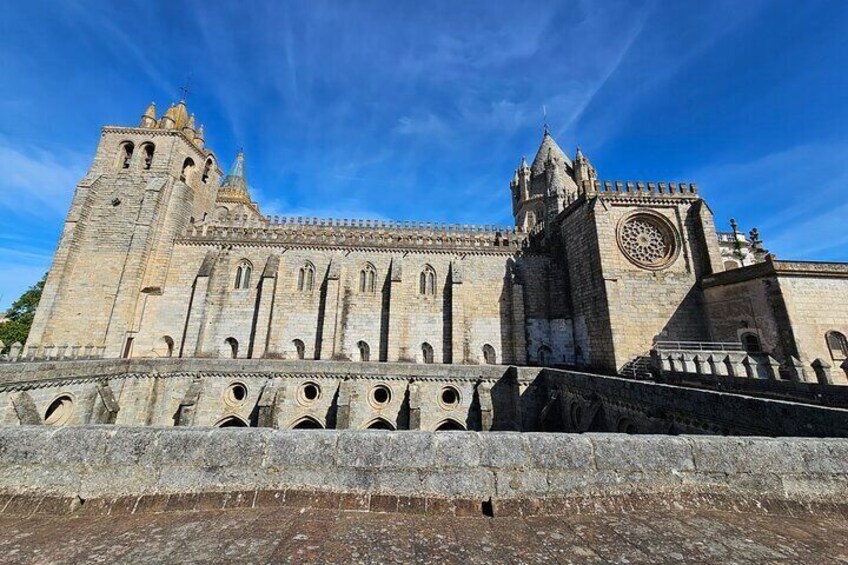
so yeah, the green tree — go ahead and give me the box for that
[0,274,46,353]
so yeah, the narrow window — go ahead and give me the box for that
[360,264,376,293]
[118,142,134,169]
[482,344,496,365]
[293,339,305,360]
[358,341,370,362]
[225,337,239,359]
[202,158,213,183]
[298,263,315,292]
[538,345,552,365]
[826,331,848,361]
[421,342,434,364]
[235,260,252,289]
[741,333,761,354]
[122,336,134,358]
[141,143,155,170]
[180,157,195,182]
[419,265,436,296]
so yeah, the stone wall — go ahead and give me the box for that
[0,427,845,507]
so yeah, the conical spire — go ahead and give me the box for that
[140,101,157,128]
[193,124,205,148]
[530,130,570,175]
[159,103,176,129]
[217,150,253,205]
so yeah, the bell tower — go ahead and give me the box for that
[27,99,223,358]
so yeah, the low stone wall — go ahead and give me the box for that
[0,427,845,513]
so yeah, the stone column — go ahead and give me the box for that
[385,256,405,362]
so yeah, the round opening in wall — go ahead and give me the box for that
[224,383,248,407]
[369,385,392,409]
[297,382,321,406]
[44,395,74,426]
[439,386,461,409]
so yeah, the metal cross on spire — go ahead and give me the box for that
[179,74,193,102]
[542,104,549,135]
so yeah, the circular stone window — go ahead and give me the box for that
[44,395,74,426]
[438,386,461,410]
[617,213,679,270]
[297,382,322,406]
[224,382,248,407]
[369,384,392,409]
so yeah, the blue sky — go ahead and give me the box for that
[0,0,846,309]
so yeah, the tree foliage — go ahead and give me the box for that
[0,275,46,352]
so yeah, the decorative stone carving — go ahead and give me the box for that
[617,213,678,270]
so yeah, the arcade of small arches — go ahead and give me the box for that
[114,141,215,184]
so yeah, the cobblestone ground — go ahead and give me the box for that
[0,506,846,564]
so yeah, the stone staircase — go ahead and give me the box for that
[619,354,655,380]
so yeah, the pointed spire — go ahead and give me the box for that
[172,100,189,129]
[193,124,205,148]
[140,101,157,128]
[575,146,583,159]
[182,112,196,138]
[531,129,570,175]
[220,150,248,193]
[519,155,528,169]
[159,103,176,129]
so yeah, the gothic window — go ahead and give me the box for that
[741,332,762,354]
[434,419,465,431]
[826,331,848,361]
[156,335,174,358]
[201,158,213,183]
[359,263,377,293]
[297,262,315,292]
[180,157,195,182]
[358,340,370,362]
[118,142,134,169]
[482,344,496,365]
[617,213,679,270]
[140,143,155,170]
[419,265,436,296]
[524,210,537,231]
[225,337,239,359]
[234,260,252,289]
[421,342,434,364]
[293,339,305,360]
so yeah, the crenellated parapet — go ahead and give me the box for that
[581,179,699,200]
[179,214,528,252]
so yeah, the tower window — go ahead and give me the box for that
[118,142,134,170]
[297,262,315,292]
[202,158,213,183]
[482,344,496,365]
[419,265,436,296]
[358,340,370,362]
[140,143,155,170]
[180,157,195,182]
[234,260,252,289]
[826,331,848,361]
[293,339,306,360]
[359,263,377,293]
[741,332,762,354]
[225,337,239,359]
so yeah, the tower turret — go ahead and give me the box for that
[215,150,264,220]
[159,103,176,129]
[139,102,157,128]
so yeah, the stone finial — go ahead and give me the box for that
[9,342,22,361]
[811,358,834,385]
[140,101,157,128]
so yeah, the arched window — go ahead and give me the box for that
[538,345,552,365]
[741,332,762,354]
[358,340,370,362]
[118,142,134,169]
[524,210,537,231]
[140,143,155,170]
[156,335,174,358]
[359,263,377,293]
[201,158,213,183]
[180,157,195,182]
[421,342,434,364]
[234,260,252,289]
[216,416,248,428]
[291,416,324,429]
[225,337,239,359]
[419,265,436,296]
[826,331,848,361]
[482,344,496,365]
[293,339,305,360]
[365,418,395,431]
[297,262,315,292]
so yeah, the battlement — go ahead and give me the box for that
[582,179,699,198]
[178,214,527,252]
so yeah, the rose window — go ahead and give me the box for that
[618,215,677,269]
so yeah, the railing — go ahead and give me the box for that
[653,341,744,352]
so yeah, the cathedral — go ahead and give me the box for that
[14,98,847,383]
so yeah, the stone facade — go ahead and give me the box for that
[11,98,848,390]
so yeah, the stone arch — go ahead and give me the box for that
[201,157,214,183]
[292,339,306,360]
[482,344,496,365]
[740,332,762,354]
[117,141,134,170]
[363,417,395,431]
[180,157,195,182]
[825,330,848,362]
[358,340,370,362]
[419,265,436,296]
[297,262,315,292]
[434,418,466,431]
[538,345,552,365]
[140,142,155,170]
[421,342,434,364]
[154,335,174,358]
[224,337,239,359]
[215,415,248,428]
[289,416,324,429]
